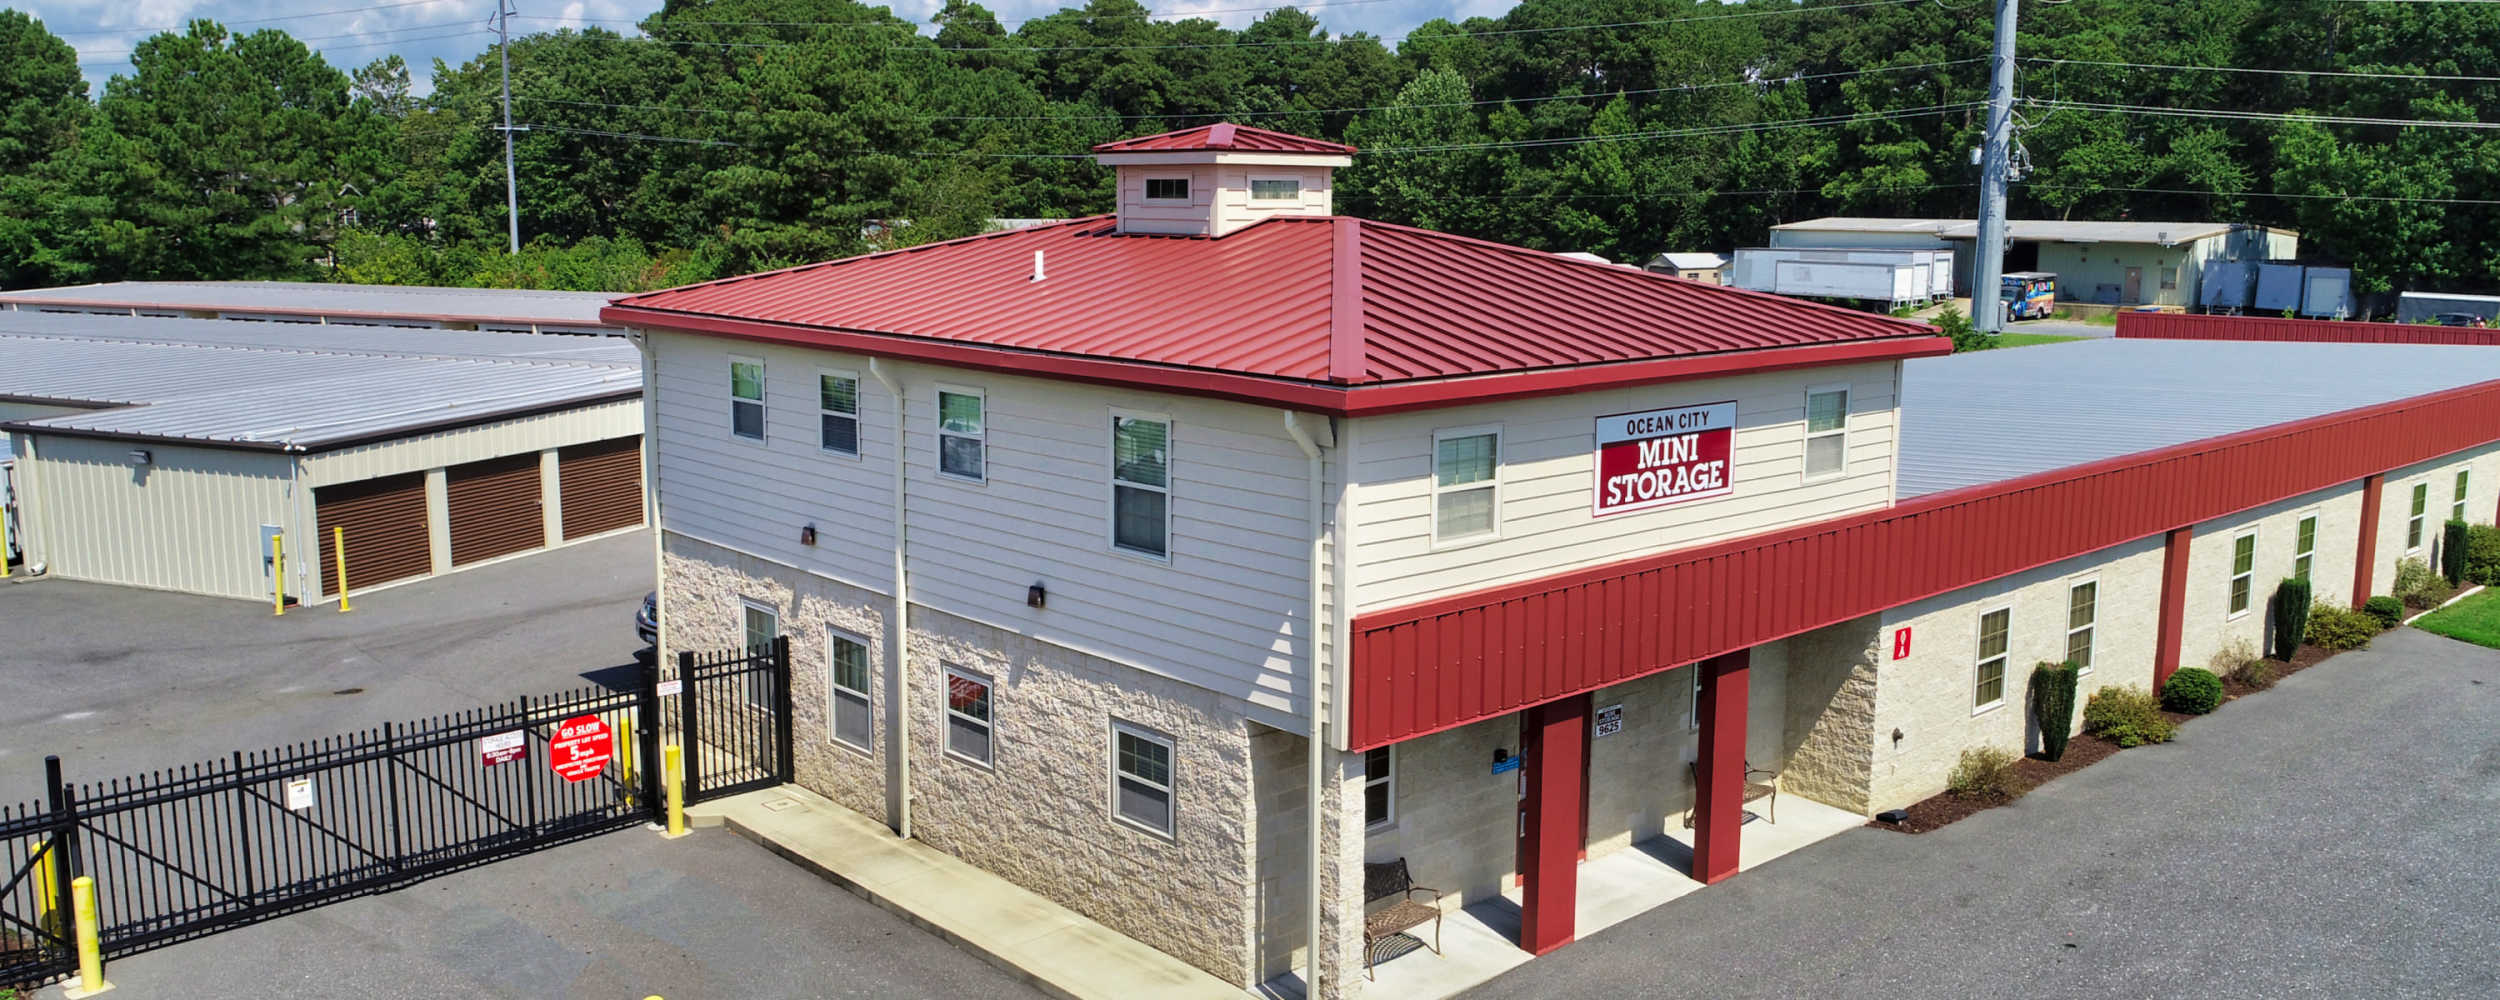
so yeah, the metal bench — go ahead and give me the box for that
[1362,858,1443,979]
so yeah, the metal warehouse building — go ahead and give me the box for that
[0,281,618,334]
[1770,216,2298,307]
[0,311,644,602]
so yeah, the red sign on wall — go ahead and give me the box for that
[548,715,613,783]
[1893,626,1914,660]
[1593,401,1737,517]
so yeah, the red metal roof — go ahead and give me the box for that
[1090,123,1355,154]
[2118,311,2500,345]
[605,215,1943,415]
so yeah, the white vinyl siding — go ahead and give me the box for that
[1111,413,1171,559]
[1431,428,1499,543]
[1111,721,1176,836]
[1974,607,2009,712]
[1803,386,1848,481]
[820,372,860,456]
[828,627,871,753]
[945,667,994,766]
[730,357,765,441]
[2066,580,2096,673]
[938,388,986,482]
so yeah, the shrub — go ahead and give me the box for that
[1946,746,2028,803]
[2161,667,2225,714]
[2443,520,2471,585]
[2232,657,2280,691]
[2209,636,2263,677]
[2466,523,2500,586]
[2082,685,2176,747]
[2268,578,2312,661]
[2394,557,2439,607]
[1934,304,1995,353]
[2408,576,2457,611]
[2028,661,2081,762]
[2314,603,2386,649]
[2362,595,2405,629]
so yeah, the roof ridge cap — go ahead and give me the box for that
[1328,218,1364,384]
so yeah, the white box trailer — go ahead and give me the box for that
[2300,267,2352,319]
[2397,291,2500,324]
[1731,247,1953,308]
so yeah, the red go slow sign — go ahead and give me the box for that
[549,715,613,783]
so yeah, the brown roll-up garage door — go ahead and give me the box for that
[447,453,545,566]
[316,473,430,597]
[558,436,643,540]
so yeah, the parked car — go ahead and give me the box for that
[2432,312,2487,328]
[636,591,659,647]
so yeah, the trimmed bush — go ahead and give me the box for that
[2268,577,2311,661]
[2082,685,2176,748]
[2444,520,2470,585]
[2394,557,2439,608]
[1946,746,2027,803]
[2465,523,2500,586]
[2161,667,2225,715]
[2029,661,2081,762]
[2413,576,2457,611]
[2363,595,2405,629]
[2315,603,2386,649]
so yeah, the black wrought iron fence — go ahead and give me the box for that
[675,636,793,804]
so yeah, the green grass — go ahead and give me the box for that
[1990,332,2087,348]
[2412,586,2500,648]
[2045,308,2119,326]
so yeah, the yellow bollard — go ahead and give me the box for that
[334,526,350,613]
[272,534,285,616]
[66,875,111,998]
[31,842,58,939]
[663,744,687,839]
[614,707,637,804]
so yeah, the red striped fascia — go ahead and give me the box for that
[604,305,1951,418]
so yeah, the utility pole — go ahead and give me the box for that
[1972,0,2020,333]
[494,0,522,254]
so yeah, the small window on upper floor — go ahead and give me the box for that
[1433,429,1500,543]
[1144,177,1190,201]
[820,372,860,456]
[937,388,986,482]
[1804,387,1848,480]
[1249,177,1301,201]
[1111,414,1171,559]
[730,358,766,441]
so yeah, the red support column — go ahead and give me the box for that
[2153,527,2193,690]
[1692,650,1749,885]
[1518,694,1589,956]
[2356,473,2385,609]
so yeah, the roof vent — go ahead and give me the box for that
[1031,250,1045,283]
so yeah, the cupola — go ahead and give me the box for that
[1090,123,1356,237]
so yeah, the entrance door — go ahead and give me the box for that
[2123,266,2144,304]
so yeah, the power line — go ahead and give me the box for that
[516,0,1403,32]
[45,0,466,37]
[75,18,485,61]
[2028,183,2500,207]
[522,123,750,148]
[2026,57,2500,83]
[77,27,489,70]
[1363,102,1983,153]
[2032,99,2500,130]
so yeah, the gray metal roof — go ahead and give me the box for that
[0,281,619,328]
[1772,217,2272,246]
[1897,338,2500,498]
[0,312,639,451]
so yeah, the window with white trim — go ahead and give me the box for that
[2229,530,2257,616]
[819,372,860,455]
[1111,414,1171,558]
[2066,580,2097,673]
[1804,386,1848,480]
[1974,607,2009,710]
[1432,428,1500,542]
[2408,482,2430,550]
[2294,512,2318,581]
[2455,469,2471,524]
[1249,176,1302,201]
[1363,746,1395,829]
[827,627,871,752]
[1112,721,1175,836]
[937,389,985,482]
[1144,177,1190,201]
[944,667,993,766]
[730,358,765,440]
[742,600,779,709]
[1685,664,1702,732]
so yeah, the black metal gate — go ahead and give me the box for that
[675,635,794,804]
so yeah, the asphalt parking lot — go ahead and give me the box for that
[1468,626,2500,999]
[0,531,652,803]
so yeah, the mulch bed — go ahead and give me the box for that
[1871,643,2343,835]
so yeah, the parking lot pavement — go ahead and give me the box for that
[0,531,653,803]
[88,824,1047,1000]
[1466,626,2500,1000]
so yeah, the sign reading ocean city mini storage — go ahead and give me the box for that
[548,715,613,783]
[1593,401,1737,516]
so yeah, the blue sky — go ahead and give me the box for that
[25,1,1517,96]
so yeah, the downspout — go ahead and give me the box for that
[634,330,669,668]
[1282,410,1330,992]
[871,358,912,839]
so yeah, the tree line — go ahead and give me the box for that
[3,0,2497,298]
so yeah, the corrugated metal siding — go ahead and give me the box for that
[1347,376,2500,750]
[21,436,290,600]
[2117,311,2500,345]
[315,473,430,596]
[446,454,545,566]
[303,399,641,487]
[558,436,642,539]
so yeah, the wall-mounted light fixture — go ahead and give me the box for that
[127,449,152,466]
[1027,582,1047,609]
[799,523,817,546]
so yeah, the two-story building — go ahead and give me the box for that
[606,125,2500,998]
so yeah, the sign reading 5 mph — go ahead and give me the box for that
[1593,401,1736,516]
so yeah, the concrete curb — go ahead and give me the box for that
[2402,583,2484,626]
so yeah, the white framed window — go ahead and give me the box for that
[936,387,986,482]
[2454,469,2471,524]
[741,599,779,709]
[944,666,994,766]
[1973,607,2010,712]
[2066,579,2097,674]
[827,627,872,753]
[1111,720,1175,837]
[1683,664,1702,732]
[1143,177,1190,201]
[729,357,766,441]
[2408,481,2429,551]
[1803,385,1849,481]
[1110,413,1171,559]
[819,371,860,456]
[1248,175,1302,201]
[2294,510,2319,581]
[1431,427,1500,544]
[1363,746,1395,830]
[2228,530,2257,617]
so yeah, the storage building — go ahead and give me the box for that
[1770,216,2298,308]
[0,281,618,335]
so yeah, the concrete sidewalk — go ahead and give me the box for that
[688,787,1247,1000]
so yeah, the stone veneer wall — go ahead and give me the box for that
[1777,617,1882,815]
[661,533,889,825]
